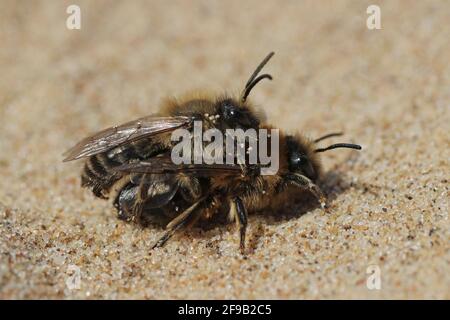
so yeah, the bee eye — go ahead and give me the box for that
[289,153,307,170]
[295,156,306,165]
[222,104,239,120]
[218,98,259,128]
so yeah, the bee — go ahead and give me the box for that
[64,52,361,253]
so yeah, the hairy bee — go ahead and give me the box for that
[64,52,361,252]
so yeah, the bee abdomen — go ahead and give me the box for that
[87,155,109,177]
[81,153,123,199]
[80,140,169,199]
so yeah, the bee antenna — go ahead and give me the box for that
[244,52,275,89]
[314,143,362,153]
[314,132,344,143]
[241,51,275,102]
[241,74,273,102]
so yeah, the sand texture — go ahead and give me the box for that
[0,0,449,299]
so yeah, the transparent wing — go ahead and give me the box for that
[114,157,244,176]
[63,116,192,162]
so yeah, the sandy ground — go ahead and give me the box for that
[0,0,449,299]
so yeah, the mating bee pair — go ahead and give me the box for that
[64,52,361,252]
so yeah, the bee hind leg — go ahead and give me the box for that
[151,200,203,249]
[229,197,248,254]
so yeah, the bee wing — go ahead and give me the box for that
[114,157,243,176]
[63,116,192,162]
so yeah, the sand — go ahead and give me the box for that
[0,0,448,299]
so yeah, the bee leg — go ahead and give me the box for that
[132,174,151,224]
[230,197,248,254]
[114,184,139,222]
[286,174,326,208]
[151,200,203,249]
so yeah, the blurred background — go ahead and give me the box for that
[0,0,448,299]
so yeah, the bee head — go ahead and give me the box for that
[285,132,361,181]
[285,135,321,181]
[284,133,362,182]
[213,52,276,130]
[217,98,260,129]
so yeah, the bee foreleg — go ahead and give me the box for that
[286,174,326,208]
[229,197,248,254]
[151,200,203,249]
